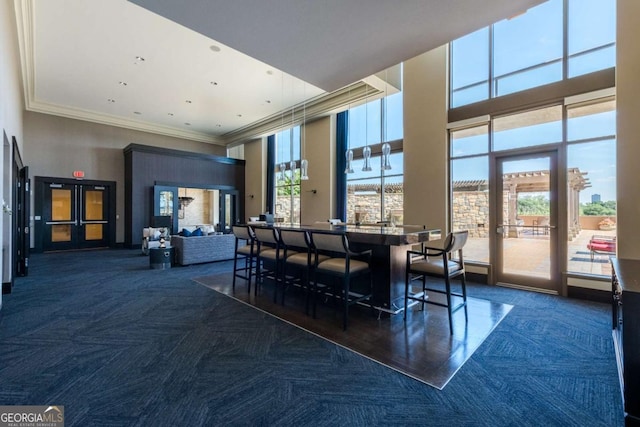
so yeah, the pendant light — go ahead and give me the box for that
[344,149,354,174]
[381,69,392,170]
[362,85,372,172]
[345,85,354,174]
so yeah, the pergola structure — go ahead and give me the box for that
[501,168,590,238]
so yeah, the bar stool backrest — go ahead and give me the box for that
[232,225,254,241]
[254,227,280,246]
[312,232,347,254]
[279,229,309,249]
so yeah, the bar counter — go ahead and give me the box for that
[253,222,441,313]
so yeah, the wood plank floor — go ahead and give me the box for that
[193,273,512,389]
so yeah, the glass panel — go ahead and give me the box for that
[347,177,382,224]
[52,189,72,221]
[52,224,71,242]
[567,139,616,276]
[383,152,403,225]
[159,190,173,217]
[85,224,103,240]
[348,99,381,150]
[568,0,616,78]
[567,100,615,141]
[450,27,489,107]
[84,190,104,220]
[493,106,562,151]
[384,92,403,141]
[452,156,489,263]
[493,0,563,97]
[501,157,551,280]
[224,194,231,230]
[451,125,489,157]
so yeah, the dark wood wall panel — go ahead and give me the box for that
[124,144,245,248]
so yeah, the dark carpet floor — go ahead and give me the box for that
[0,249,625,426]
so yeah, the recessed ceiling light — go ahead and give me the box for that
[118,81,127,86]
[216,124,222,127]
[210,81,218,86]
[185,100,192,104]
[209,45,221,52]
[134,111,141,115]
[167,113,174,116]
[184,122,191,126]
[266,70,274,75]
[135,56,145,62]
[237,114,242,118]
[107,99,115,103]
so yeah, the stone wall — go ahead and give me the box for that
[453,191,490,237]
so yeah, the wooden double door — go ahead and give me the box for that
[36,178,116,252]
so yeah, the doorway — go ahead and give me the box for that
[35,177,116,252]
[493,150,559,293]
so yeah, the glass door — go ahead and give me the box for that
[80,185,109,248]
[42,182,111,251]
[219,190,238,233]
[43,183,78,251]
[495,151,559,293]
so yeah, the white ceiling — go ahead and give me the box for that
[15,0,544,146]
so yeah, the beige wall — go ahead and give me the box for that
[243,137,266,221]
[23,111,225,243]
[403,46,449,233]
[301,116,335,224]
[616,0,640,260]
[1,0,24,293]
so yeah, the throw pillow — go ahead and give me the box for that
[152,228,161,240]
[181,228,192,237]
[192,227,203,237]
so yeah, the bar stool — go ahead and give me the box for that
[404,230,469,334]
[278,229,310,306]
[253,227,282,299]
[311,231,373,330]
[232,225,255,293]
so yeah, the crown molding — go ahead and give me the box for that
[222,81,382,145]
[13,0,223,146]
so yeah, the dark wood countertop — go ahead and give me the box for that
[611,258,640,293]
[251,223,441,246]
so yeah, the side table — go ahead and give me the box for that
[149,246,174,269]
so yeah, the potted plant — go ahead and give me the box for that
[598,217,616,231]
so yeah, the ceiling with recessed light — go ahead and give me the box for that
[14,0,544,146]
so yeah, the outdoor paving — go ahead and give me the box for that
[462,229,615,278]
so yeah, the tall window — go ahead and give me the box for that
[451,125,489,263]
[345,92,403,224]
[450,0,616,108]
[566,99,616,276]
[274,126,301,223]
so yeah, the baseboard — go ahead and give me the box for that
[466,272,487,284]
[567,285,611,303]
[2,282,12,295]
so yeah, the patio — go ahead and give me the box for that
[463,228,615,278]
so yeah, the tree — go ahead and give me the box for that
[581,200,616,216]
[517,194,549,215]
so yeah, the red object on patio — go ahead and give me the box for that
[587,235,616,261]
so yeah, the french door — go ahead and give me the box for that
[41,181,111,251]
[494,150,560,293]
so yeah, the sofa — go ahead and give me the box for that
[170,232,240,266]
